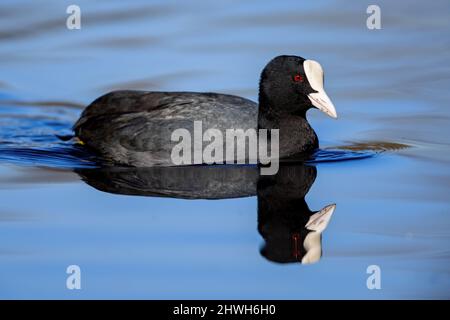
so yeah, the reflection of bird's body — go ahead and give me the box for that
[74,55,337,166]
[76,165,259,200]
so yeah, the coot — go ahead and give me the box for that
[74,55,337,166]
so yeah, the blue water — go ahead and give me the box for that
[1,0,450,299]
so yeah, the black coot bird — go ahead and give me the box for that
[74,55,337,166]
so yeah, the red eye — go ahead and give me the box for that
[293,74,303,82]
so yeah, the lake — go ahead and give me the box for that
[0,0,449,299]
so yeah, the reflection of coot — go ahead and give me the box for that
[76,165,258,199]
[76,163,334,265]
[258,165,334,264]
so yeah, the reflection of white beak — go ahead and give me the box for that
[301,203,336,265]
[305,203,336,233]
[304,60,338,119]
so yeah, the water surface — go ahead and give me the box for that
[0,0,449,299]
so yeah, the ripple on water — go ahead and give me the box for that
[0,100,98,168]
[0,100,409,169]
[0,146,99,169]
[307,141,410,164]
[307,148,376,163]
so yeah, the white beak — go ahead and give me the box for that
[304,60,338,119]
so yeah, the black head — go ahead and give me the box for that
[258,55,337,119]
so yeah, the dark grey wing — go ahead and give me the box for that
[74,91,258,166]
[73,90,183,130]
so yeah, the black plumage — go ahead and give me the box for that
[74,55,336,166]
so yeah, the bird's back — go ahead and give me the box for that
[74,90,258,166]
